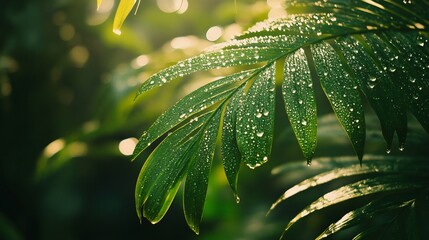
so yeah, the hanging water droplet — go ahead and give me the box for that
[235,195,240,204]
[256,132,264,137]
[386,148,391,154]
[398,144,405,151]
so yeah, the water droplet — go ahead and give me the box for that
[350,108,354,112]
[263,156,268,162]
[263,110,269,116]
[180,113,186,118]
[369,76,377,82]
[410,78,416,83]
[256,132,264,137]
[301,120,307,126]
[298,99,303,104]
[235,195,240,204]
[399,144,405,151]
[386,148,391,154]
[256,112,262,118]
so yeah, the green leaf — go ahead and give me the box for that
[282,48,317,164]
[333,35,407,150]
[283,176,424,234]
[130,0,429,234]
[112,0,137,35]
[236,63,276,169]
[270,156,429,211]
[316,195,415,239]
[136,48,283,97]
[221,88,244,199]
[311,41,366,161]
[184,109,222,234]
[131,70,252,161]
[135,113,211,223]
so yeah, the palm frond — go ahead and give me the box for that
[132,0,429,233]
[270,156,429,239]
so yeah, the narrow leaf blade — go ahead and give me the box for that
[132,71,251,160]
[311,42,365,161]
[112,0,136,35]
[283,48,317,163]
[236,64,276,169]
[184,109,222,234]
[135,113,211,222]
[221,88,244,198]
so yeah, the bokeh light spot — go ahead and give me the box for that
[119,138,138,156]
[157,0,188,14]
[69,46,89,67]
[206,26,223,42]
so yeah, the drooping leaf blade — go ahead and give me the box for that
[236,63,276,169]
[184,109,222,234]
[135,113,211,222]
[311,41,366,161]
[282,48,317,163]
[221,88,244,198]
[333,35,407,149]
[131,71,252,160]
[112,0,137,35]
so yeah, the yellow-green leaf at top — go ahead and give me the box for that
[97,0,102,10]
[113,0,138,35]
